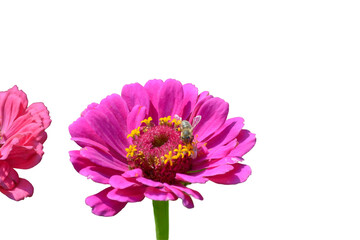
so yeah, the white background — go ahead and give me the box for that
[1,1,359,239]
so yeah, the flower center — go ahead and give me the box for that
[126,116,196,184]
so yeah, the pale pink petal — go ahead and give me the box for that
[107,186,146,202]
[121,83,150,113]
[5,143,43,169]
[144,187,177,201]
[157,79,184,117]
[193,97,229,141]
[26,102,51,128]
[0,178,33,201]
[85,187,127,217]
[0,161,19,190]
[0,86,28,132]
[207,163,252,184]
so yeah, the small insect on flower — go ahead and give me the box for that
[175,115,201,144]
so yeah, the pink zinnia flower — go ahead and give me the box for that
[0,86,51,201]
[69,79,255,216]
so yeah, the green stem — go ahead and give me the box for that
[152,200,169,240]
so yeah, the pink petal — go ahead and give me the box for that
[80,147,128,172]
[81,102,98,117]
[121,83,150,113]
[0,178,33,201]
[99,94,129,130]
[85,187,127,217]
[107,186,146,202]
[0,86,28,133]
[164,184,194,208]
[144,187,177,201]
[207,163,252,184]
[229,130,256,158]
[26,102,51,129]
[136,177,163,187]
[0,161,19,190]
[180,83,198,120]
[69,116,107,149]
[189,91,212,123]
[157,79,184,117]
[5,143,43,169]
[206,117,244,149]
[193,157,239,171]
[127,105,147,133]
[193,97,229,142]
[172,184,203,200]
[109,175,137,189]
[122,169,143,178]
[205,139,238,160]
[175,173,208,184]
[85,107,129,159]
[144,79,164,124]
[69,150,118,184]
[191,164,234,178]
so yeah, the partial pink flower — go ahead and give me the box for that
[0,86,51,201]
[69,79,255,216]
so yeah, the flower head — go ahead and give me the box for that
[69,79,255,216]
[0,86,51,200]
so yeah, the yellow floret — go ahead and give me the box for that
[125,145,137,158]
[141,117,153,126]
[127,127,141,139]
[164,151,174,166]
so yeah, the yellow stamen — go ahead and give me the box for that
[159,116,172,126]
[164,151,174,166]
[174,144,185,159]
[125,145,137,157]
[127,127,141,139]
[141,117,153,126]
[171,118,181,128]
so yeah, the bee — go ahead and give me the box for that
[174,115,202,144]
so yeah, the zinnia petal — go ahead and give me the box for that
[121,83,150,113]
[144,187,177,201]
[85,187,127,217]
[157,79,184,117]
[193,97,229,141]
[0,178,34,201]
[207,163,252,184]
[0,86,50,201]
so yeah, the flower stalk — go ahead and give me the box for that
[152,200,169,240]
